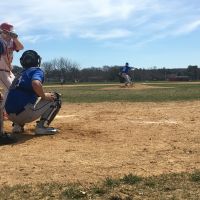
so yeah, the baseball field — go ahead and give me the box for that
[0,82,200,199]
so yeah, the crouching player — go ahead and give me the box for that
[5,50,61,135]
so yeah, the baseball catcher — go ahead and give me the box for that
[5,50,61,135]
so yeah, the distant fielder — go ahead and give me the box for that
[118,62,135,87]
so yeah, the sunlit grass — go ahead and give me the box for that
[0,171,199,199]
[44,82,200,103]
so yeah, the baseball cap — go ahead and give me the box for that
[0,23,14,32]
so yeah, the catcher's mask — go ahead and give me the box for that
[20,50,41,69]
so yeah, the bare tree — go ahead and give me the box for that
[42,57,80,83]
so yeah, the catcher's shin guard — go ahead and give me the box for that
[38,92,61,127]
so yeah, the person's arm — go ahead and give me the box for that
[32,80,55,101]
[129,66,136,71]
[13,37,24,51]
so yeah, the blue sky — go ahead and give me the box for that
[1,0,200,69]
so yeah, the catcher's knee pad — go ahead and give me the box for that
[40,92,62,126]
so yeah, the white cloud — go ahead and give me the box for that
[0,0,200,44]
[80,29,132,40]
[173,20,200,35]
[22,34,54,43]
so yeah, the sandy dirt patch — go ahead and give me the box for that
[99,83,173,90]
[0,101,200,186]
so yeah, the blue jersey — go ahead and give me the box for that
[121,65,132,74]
[5,67,44,114]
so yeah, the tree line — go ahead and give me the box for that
[13,57,200,83]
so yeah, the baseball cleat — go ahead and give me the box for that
[35,127,58,135]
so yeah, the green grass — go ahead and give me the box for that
[44,82,200,103]
[121,173,142,185]
[0,171,199,199]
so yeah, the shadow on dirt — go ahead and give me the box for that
[0,130,57,146]
[0,132,35,146]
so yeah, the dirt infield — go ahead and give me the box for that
[1,101,200,186]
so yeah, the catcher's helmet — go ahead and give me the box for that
[20,50,41,68]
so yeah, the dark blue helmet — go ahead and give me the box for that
[20,50,41,68]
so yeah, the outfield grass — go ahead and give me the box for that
[0,171,199,199]
[44,82,200,103]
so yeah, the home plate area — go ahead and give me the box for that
[0,101,199,185]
